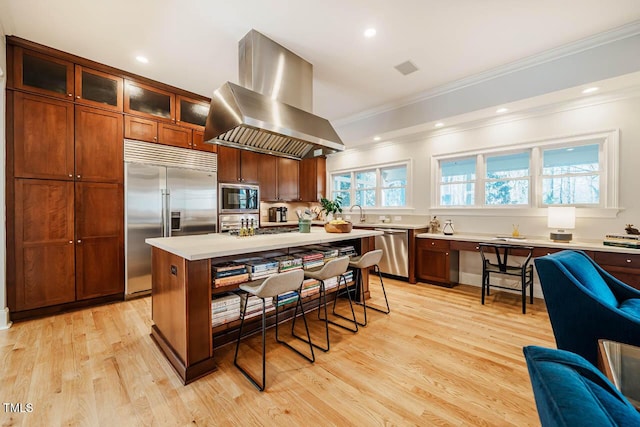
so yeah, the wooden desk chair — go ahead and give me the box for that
[479,243,535,314]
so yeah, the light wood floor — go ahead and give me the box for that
[0,279,555,426]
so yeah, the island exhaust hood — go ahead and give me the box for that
[204,30,345,159]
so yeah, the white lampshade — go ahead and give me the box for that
[548,207,576,229]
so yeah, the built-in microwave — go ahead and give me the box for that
[219,183,260,213]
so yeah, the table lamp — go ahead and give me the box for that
[548,206,575,242]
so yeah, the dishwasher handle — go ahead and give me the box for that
[374,228,407,234]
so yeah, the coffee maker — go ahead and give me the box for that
[268,207,288,222]
[280,207,288,222]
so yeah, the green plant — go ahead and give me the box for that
[319,195,343,216]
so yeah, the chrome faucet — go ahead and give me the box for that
[350,204,366,223]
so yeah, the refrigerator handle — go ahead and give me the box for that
[161,189,171,237]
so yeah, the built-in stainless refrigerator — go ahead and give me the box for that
[124,140,217,296]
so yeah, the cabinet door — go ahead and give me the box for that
[240,150,260,184]
[217,145,241,183]
[299,157,325,202]
[13,92,75,180]
[416,239,451,284]
[124,115,158,143]
[75,65,124,111]
[258,154,278,201]
[13,47,74,100]
[124,80,174,121]
[158,123,192,149]
[75,182,124,300]
[277,158,299,201]
[14,179,75,311]
[176,96,209,129]
[192,130,216,152]
[75,106,124,183]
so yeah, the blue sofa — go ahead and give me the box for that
[534,250,640,365]
[524,346,640,426]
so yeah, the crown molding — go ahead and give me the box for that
[333,20,640,127]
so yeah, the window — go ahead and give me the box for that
[485,152,530,205]
[331,162,409,208]
[432,130,617,209]
[542,143,600,205]
[440,158,475,206]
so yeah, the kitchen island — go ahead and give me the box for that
[146,228,383,384]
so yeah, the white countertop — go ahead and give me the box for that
[146,228,383,261]
[415,232,640,254]
[352,223,429,230]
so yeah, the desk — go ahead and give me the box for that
[598,340,640,410]
[414,233,640,289]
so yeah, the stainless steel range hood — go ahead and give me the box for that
[204,30,344,159]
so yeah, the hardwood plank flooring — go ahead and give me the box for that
[0,279,555,426]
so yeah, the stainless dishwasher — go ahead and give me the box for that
[374,228,409,278]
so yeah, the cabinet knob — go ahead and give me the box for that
[68,173,73,178]
[69,240,73,244]
[431,242,435,245]
[475,246,479,250]
[627,259,632,263]
[153,137,157,141]
[76,95,81,99]
[445,252,449,256]
[68,93,73,97]
[76,175,81,179]
[77,239,82,243]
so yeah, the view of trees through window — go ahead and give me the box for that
[331,164,408,208]
[542,144,600,205]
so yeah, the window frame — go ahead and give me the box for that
[330,161,411,209]
[431,130,619,213]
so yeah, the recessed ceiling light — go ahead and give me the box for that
[373,136,381,141]
[496,107,508,114]
[364,28,377,38]
[435,122,444,128]
[136,55,149,64]
[582,87,599,94]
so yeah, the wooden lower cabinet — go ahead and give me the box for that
[415,238,459,286]
[11,179,124,313]
[75,182,124,300]
[594,252,640,290]
[13,179,76,310]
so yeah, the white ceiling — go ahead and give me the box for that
[2,0,640,126]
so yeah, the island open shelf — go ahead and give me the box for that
[146,228,383,384]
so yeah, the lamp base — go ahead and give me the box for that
[550,232,573,242]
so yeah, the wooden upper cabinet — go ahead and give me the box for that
[158,123,192,149]
[75,65,123,111]
[124,80,175,122]
[124,116,158,143]
[13,179,76,311]
[240,150,260,184]
[75,106,124,183]
[13,92,75,180]
[277,158,300,201]
[217,146,259,183]
[299,157,326,202]
[258,154,278,201]
[192,130,216,152]
[13,47,75,100]
[176,96,209,130]
[75,182,124,300]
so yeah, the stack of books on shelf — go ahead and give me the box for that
[211,292,241,327]
[275,290,299,307]
[212,262,250,288]
[299,251,325,270]
[272,255,303,272]
[603,233,640,249]
[304,245,339,263]
[239,292,275,319]
[300,278,321,298]
[240,257,280,280]
[333,245,358,258]
[322,270,354,291]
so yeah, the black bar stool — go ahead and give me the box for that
[292,256,357,352]
[233,269,314,391]
[479,243,535,314]
[348,249,390,326]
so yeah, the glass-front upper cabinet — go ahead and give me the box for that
[124,80,175,121]
[75,66,123,111]
[14,47,75,100]
[176,95,209,129]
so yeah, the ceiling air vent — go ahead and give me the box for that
[394,60,419,76]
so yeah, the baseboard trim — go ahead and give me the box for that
[0,307,12,330]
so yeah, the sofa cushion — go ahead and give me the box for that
[523,346,640,427]
[555,251,618,307]
[619,299,640,320]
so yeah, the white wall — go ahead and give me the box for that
[0,30,10,329]
[327,91,640,294]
